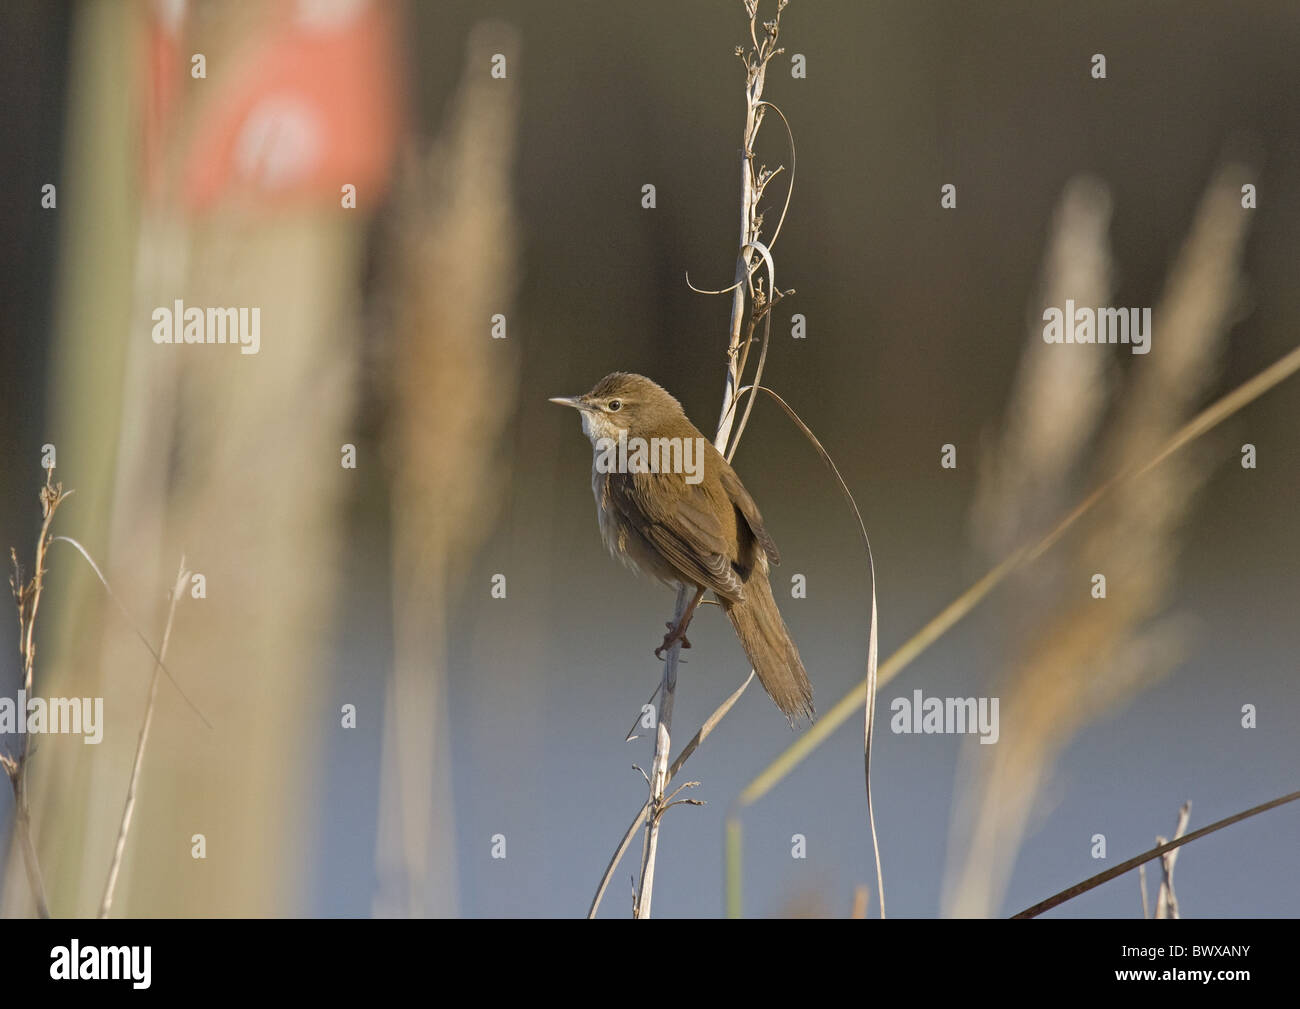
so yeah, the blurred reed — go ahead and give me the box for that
[943,167,1252,917]
[373,21,521,917]
[5,1,391,915]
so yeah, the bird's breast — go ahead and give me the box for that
[590,466,683,588]
[591,467,633,570]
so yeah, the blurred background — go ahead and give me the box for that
[1,0,1297,918]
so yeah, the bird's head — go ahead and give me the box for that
[549,372,688,444]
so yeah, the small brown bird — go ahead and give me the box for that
[551,372,813,723]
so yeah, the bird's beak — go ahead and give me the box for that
[548,395,586,411]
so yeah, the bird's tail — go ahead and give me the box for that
[725,567,814,724]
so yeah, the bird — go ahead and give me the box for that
[550,372,813,723]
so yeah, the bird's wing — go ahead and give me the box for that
[607,472,746,602]
[718,465,781,565]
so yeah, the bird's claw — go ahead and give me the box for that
[654,621,692,659]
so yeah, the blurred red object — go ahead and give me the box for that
[142,0,402,212]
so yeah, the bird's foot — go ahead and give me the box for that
[654,620,692,660]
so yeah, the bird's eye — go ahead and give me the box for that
[607,399,622,412]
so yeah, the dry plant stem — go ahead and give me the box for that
[629,1,788,919]
[634,586,687,919]
[9,783,49,918]
[625,681,662,741]
[715,70,762,450]
[50,535,210,728]
[745,385,885,916]
[1155,801,1191,919]
[589,671,754,918]
[1153,836,1170,917]
[1013,789,1300,918]
[861,588,881,914]
[724,241,781,464]
[5,467,67,919]
[19,476,62,697]
[99,557,188,918]
[715,2,784,452]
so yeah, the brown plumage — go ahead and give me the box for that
[551,372,813,723]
